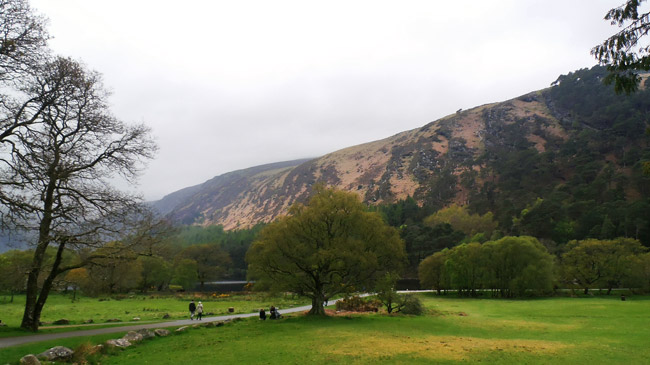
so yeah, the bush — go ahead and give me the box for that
[335,296,380,312]
[399,295,424,315]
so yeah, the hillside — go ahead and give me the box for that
[153,66,650,237]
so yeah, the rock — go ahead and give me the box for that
[136,328,156,340]
[122,331,143,343]
[106,338,132,348]
[154,328,170,337]
[37,346,74,361]
[106,318,121,322]
[52,319,70,325]
[162,313,170,319]
[19,354,41,365]
[175,326,188,333]
[83,319,94,324]
[132,317,141,321]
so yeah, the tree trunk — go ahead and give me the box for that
[584,287,589,295]
[307,296,326,315]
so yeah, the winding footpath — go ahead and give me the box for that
[0,304,314,349]
[0,292,425,349]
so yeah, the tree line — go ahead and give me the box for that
[418,236,650,297]
[0,224,261,299]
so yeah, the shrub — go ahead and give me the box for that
[399,295,424,315]
[335,296,380,312]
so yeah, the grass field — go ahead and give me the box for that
[2,293,649,364]
[0,292,307,338]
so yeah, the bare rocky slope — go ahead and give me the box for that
[153,67,650,230]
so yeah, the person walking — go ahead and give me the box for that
[189,300,196,320]
[259,308,266,320]
[197,301,204,320]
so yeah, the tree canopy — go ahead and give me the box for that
[246,186,406,315]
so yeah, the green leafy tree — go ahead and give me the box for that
[137,256,172,292]
[482,236,554,297]
[375,272,405,314]
[172,258,198,290]
[178,244,231,290]
[424,204,497,237]
[444,242,484,297]
[562,238,647,294]
[418,250,450,295]
[0,249,32,302]
[84,244,143,295]
[246,186,406,315]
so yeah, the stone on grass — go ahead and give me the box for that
[132,317,141,321]
[154,328,170,337]
[106,318,121,322]
[136,328,156,339]
[52,319,70,325]
[19,354,41,365]
[175,326,188,333]
[37,346,74,361]
[105,338,132,348]
[122,331,143,343]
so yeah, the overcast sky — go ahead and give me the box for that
[30,0,627,200]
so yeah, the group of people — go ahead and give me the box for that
[188,300,282,321]
[259,306,281,320]
[188,300,204,320]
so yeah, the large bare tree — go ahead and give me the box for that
[0,56,157,331]
[0,0,49,83]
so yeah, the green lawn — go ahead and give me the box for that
[2,294,649,364]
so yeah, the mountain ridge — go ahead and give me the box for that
[152,67,650,234]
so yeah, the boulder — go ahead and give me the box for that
[132,317,141,321]
[154,328,171,337]
[122,331,143,343]
[52,319,70,325]
[37,346,74,362]
[175,326,188,333]
[19,354,41,365]
[105,338,132,348]
[136,328,156,340]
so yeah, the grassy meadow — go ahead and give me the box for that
[3,293,650,364]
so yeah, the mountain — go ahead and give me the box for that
[153,66,650,237]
